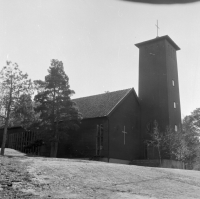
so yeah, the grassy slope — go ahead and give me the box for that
[1,149,200,199]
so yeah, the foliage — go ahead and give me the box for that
[9,94,40,129]
[182,108,200,169]
[146,108,200,168]
[162,127,190,162]
[34,59,82,157]
[0,61,33,155]
[146,121,196,164]
[146,120,163,166]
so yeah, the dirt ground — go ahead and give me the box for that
[1,149,200,199]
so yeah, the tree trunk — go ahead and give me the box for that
[1,99,11,156]
[0,116,9,155]
[1,71,13,156]
[50,140,58,157]
[158,145,162,167]
[50,119,59,157]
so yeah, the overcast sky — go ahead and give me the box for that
[0,0,199,118]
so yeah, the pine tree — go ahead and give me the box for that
[34,59,82,157]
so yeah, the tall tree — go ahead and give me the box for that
[0,61,32,155]
[34,59,82,157]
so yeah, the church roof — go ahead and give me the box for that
[135,35,180,51]
[73,88,136,119]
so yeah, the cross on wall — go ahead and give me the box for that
[122,126,127,145]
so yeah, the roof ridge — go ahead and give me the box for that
[73,88,132,101]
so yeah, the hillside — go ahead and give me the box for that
[1,149,200,199]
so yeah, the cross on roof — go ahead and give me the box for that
[155,20,159,38]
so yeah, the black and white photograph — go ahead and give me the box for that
[0,0,200,198]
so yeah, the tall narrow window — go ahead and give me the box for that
[175,125,178,132]
[174,102,176,108]
[96,124,103,156]
[172,80,175,86]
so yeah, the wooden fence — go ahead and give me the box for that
[7,130,44,155]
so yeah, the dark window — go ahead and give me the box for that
[96,124,103,156]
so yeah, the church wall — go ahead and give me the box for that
[165,40,182,130]
[57,117,109,158]
[108,92,141,161]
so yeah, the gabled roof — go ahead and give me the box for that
[73,88,137,119]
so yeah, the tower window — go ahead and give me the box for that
[174,102,176,108]
[172,80,175,86]
[175,125,178,132]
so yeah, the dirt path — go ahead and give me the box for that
[0,150,40,198]
[22,157,200,199]
[1,149,200,199]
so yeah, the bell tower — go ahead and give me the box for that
[135,35,182,157]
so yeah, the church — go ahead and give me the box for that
[57,35,182,164]
[1,35,182,164]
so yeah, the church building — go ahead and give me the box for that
[57,35,182,163]
[58,88,141,164]
[0,35,182,164]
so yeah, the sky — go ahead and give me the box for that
[0,0,199,118]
